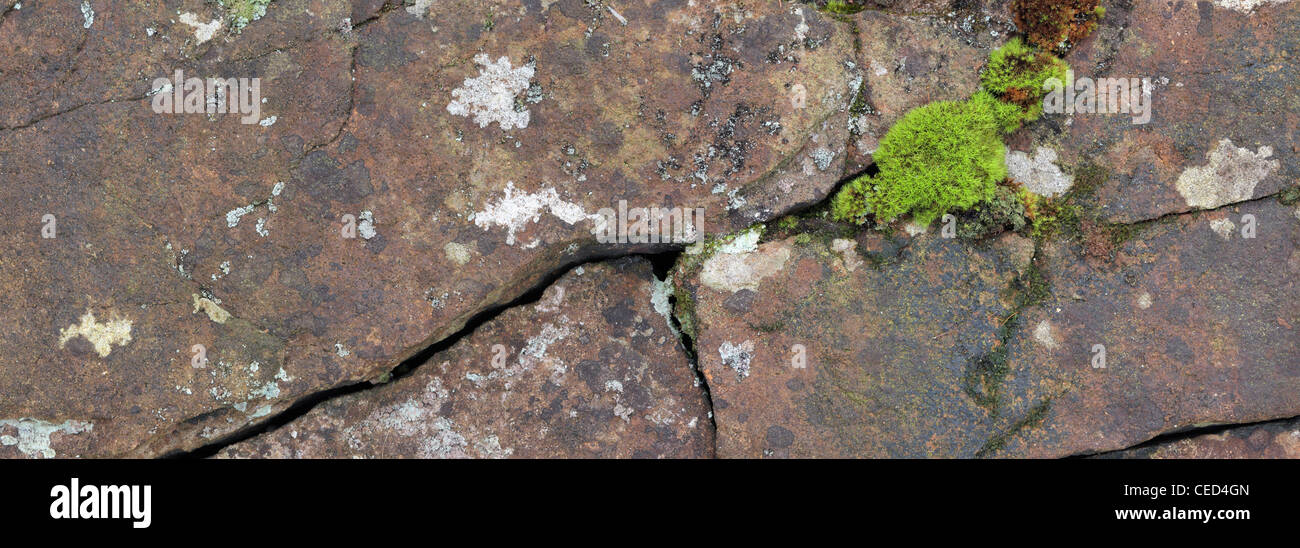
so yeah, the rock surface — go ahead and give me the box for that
[671,228,1035,457]
[672,197,1299,458]
[218,257,712,458]
[1045,0,1298,222]
[1103,417,1300,459]
[3,1,1297,460]
[996,198,1300,457]
[0,0,861,457]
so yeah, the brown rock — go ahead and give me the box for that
[672,228,1030,457]
[1103,416,1300,459]
[995,199,1300,456]
[675,198,1300,458]
[1053,1,1298,222]
[217,257,712,458]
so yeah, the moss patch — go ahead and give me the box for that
[832,36,1074,230]
[957,185,1029,241]
[819,0,868,15]
[981,37,1069,122]
[832,92,1012,226]
[1010,0,1104,54]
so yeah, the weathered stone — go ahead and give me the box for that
[1050,1,1299,222]
[994,198,1300,457]
[0,0,857,456]
[676,197,1299,458]
[672,228,1033,457]
[1103,416,1300,459]
[218,258,712,459]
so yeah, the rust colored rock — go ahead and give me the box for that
[1103,417,1300,459]
[218,258,712,459]
[0,0,856,457]
[1050,1,1298,222]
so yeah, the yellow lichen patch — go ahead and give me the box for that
[57,310,133,357]
[192,293,231,324]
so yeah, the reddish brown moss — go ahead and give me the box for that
[1011,0,1105,53]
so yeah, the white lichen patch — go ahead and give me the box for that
[1209,218,1236,240]
[716,227,761,255]
[358,210,377,240]
[80,1,94,28]
[519,320,571,369]
[405,0,436,18]
[1175,139,1279,210]
[192,293,231,324]
[650,275,680,338]
[1033,320,1059,349]
[792,7,809,42]
[718,340,755,380]
[335,343,351,357]
[1213,0,1292,13]
[249,378,280,400]
[446,54,535,130]
[473,182,597,245]
[58,310,132,357]
[352,379,513,458]
[0,418,93,458]
[226,204,254,227]
[700,234,791,293]
[903,221,930,236]
[179,12,222,44]
[1007,147,1073,198]
[1137,291,1153,310]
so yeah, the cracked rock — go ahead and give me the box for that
[0,0,854,457]
[218,258,713,458]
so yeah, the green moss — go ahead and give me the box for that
[821,0,867,15]
[672,284,698,341]
[1279,185,1300,205]
[981,37,1068,122]
[1015,259,1052,309]
[834,94,1008,226]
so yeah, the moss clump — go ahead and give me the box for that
[957,185,1028,241]
[1010,0,1104,53]
[831,25,1076,233]
[981,37,1069,122]
[833,91,1014,226]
